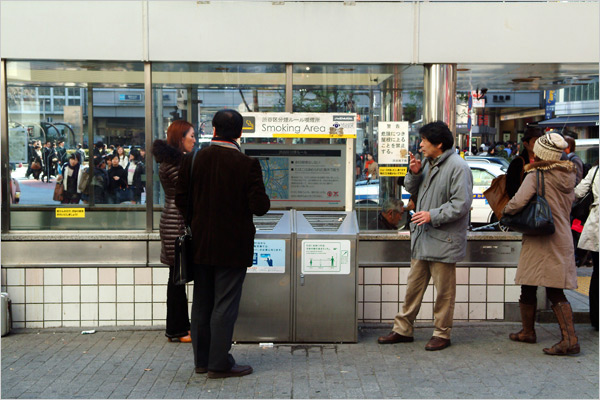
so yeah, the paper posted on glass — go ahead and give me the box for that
[377,121,410,177]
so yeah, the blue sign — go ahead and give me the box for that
[545,90,556,120]
[119,94,142,101]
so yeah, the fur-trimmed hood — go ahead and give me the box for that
[524,160,576,173]
[152,139,182,164]
[525,160,576,194]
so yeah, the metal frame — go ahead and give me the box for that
[1,60,9,232]
[144,62,153,233]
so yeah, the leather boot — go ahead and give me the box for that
[543,302,580,355]
[509,302,537,343]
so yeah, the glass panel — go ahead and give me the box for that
[151,63,286,229]
[292,64,423,231]
[6,60,146,230]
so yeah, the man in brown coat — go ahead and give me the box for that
[176,109,270,378]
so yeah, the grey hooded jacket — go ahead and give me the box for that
[405,149,473,263]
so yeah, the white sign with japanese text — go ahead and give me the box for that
[248,239,286,274]
[377,121,410,165]
[301,240,351,275]
[241,112,357,139]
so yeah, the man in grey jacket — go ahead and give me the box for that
[378,121,473,351]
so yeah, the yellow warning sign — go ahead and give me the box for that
[379,167,408,177]
[55,208,85,218]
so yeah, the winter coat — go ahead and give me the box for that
[126,161,145,203]
[365,160,379,179]
[404,149,473,263]
[62,163,82,194]
[176,140,270,268]
[107,165,127,194]
[575,166,599,252]
[503,160,577,289]
[152,140,186,266]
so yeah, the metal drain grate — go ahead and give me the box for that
[253,213,284,231]
[303,214,346,232]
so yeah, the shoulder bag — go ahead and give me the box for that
[483,174,509,221]
[173,150,198,285]
[500,170,555,236]
[571,167,598,223]
[53,182,64,202]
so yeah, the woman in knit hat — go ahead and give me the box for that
[502,132,580,355]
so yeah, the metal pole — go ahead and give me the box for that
[423,64,457,139]
[144,62,153,232]
[285,64,293,113]
[86,85,94,206]
[1,60,10,232]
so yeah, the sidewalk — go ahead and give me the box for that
[2,323,598,399]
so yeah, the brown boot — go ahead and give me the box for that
[543,301,580,356]
[509,302,537,343]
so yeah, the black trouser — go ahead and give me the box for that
[519,285,567,306]
[590,252,599,329]
[166,265,191,338]
[191,265,247,371]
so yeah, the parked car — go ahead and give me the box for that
[465,156,509,171]
[355,179,379,204]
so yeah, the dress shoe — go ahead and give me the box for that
[207,364,253,379]
[167,331,192,343]
[425,336,451,351]
[195,367,207,374]
[377,331,414,344]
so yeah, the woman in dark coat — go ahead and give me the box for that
[152,120,196,342]
[107,154,128,204]
[125,148,145,204]
[505,127,543,198]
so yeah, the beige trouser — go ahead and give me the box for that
[393,259,456,340]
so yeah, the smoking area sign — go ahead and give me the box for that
[377,121,409,176]
[55,208,85,218]
[242,113,357,139]
[301,240,351,275]
[248,239,286,274]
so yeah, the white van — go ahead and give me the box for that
[575,138,599,166]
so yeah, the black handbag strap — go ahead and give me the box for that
[536,169,545,197]
[185,150,198,226]
[587,167,598,195]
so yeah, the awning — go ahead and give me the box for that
[537,115,599,128]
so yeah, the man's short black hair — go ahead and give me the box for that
[212,109,243,140]
[419,121,454,151]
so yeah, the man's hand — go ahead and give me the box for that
[409,152,422,174]
[411,211,431,226]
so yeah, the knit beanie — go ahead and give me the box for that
[533,132,567,161]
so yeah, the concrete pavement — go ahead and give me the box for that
[1,322,598,399]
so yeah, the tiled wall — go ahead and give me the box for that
[1,265,519,328]
[358,266,519,323]
[1,266,190,329]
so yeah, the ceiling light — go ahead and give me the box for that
[512,78,534,83]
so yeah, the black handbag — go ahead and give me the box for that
[571,167,598,223]
[173,150,198,286]
[500,170,555,236]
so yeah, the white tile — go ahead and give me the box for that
[6,269,25,286]
[469,303,486,320]
[81,303,98,321]
[469,285,486,302]
[399,268,410,284]
[44,286,62,303]
[117,321,134,326]
[358,304,363,320]
[399,285,407,302]
[364,268,381,285]
[99,320,115,327]
[62,286,80,303]
[26,304,43,321]
[116,286,134,302]
[470,268,487,284]
[44,321,62,328]
[62,304,80,321]
[487,286,504,302]
[505,285,520,302]
[25,286,44,303]
[81,321,99,328]
[44,304,62,321]
[135,320,152,326]
[505,268,517,285]
[423,285,434,302]
[135,286,152,303]
[364,286,380,302]
[117,303,134,320]
[153,286,167,302]
[26,321,44,328]
[381,285,399,302]
[455,285,469,302]
[99,304,116,320]
[153,268,169,285]
[153,303,166,320]
[188,303,192,318]
[381,302,399,321]
[454,303,468,320]
[487,303,504,320]
[363,303,381,320]
[80,268,98,285]
[81,286,99,303]
[7,286,25,304]
[358,287,363,302]
[63,321,81,327]
[416,303,433,320]
[99,286,116,303]
[135,303,152,320]
[116,268,134,285]
[44,268,62,285]
[12,304,24,323]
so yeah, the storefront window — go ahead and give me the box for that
[6,60,146,230]
[150,63,286,229]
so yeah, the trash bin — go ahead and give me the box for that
[1,292,12,337]
[233,211,294,342]
[294,211,359,343]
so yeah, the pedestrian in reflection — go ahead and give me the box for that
[76,144,86,164]
[107,154,127,204]
[503,133,580,355]
[506,127,543,198]
[378,121,473,351]
[367,199,404,230]
[115,146,128,169]
[152,120,196,343]
[58,153,82,204]
[92,156,109,204]
[41,141,56,183]
[31,141,44,180]
[126,148,145,204]
[364,153,379,180]
[56,140,67,174]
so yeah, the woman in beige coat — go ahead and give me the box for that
[575,165,599,330]
[503,133,579,355]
